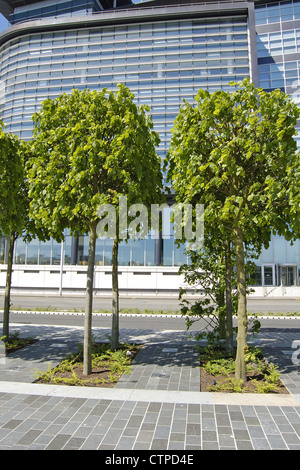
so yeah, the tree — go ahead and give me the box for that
[0,126,40,339]
[0,130,47,340]
[27,85,163,375]
[0,123,23,339]
[166,79,300,382]
[179,239,260,351]
[179,239,237,350]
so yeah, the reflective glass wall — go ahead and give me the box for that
[9,0,102,25]
[254,0,300,283]
[0,13,250,267]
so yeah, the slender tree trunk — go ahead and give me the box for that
[3,232,15,339]
[83,222,97,376]
[217,254,226,340]
[234,226,248,382]
[111,236,119,350]
[225,239,233,352]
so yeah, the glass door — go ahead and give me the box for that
[280,266,296,286]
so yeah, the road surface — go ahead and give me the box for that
[0,294,299,314]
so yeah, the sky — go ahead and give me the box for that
[0,14,8,32]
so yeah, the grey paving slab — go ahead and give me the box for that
[0,321,298,449]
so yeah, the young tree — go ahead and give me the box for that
[179,239,237,351]
[0,131,47,340]
[27,85,163,375]
[0,123,23,339]
[166,79,300,382]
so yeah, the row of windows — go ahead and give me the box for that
[3,32,249,54]
[0,236,189,267]
[2,53,249,74]
[2,19,248,50]
[257,28,300,57]
[0,16,249,136]
[3,56,249,73]
[10,0,96,25]
[2,76,248,128]
[1,235,299,281]
[0,42,249,69]
[255,0,300,25]
[4,67,250,89]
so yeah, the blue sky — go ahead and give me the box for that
[0,14,8,32]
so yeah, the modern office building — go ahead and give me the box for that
[0,0,299,295]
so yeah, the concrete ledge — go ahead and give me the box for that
[0,381,299,406]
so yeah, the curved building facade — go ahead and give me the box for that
[0,0,299,294]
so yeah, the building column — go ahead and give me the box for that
[70,235,78,265]
[155,232,163,266]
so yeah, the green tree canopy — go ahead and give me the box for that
[27,85,163,373]
[0,127,42,338]
[166,78,300,381]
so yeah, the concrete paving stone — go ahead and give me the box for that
[101,428,123,445]
[132,441,151,450]
[266,434,288,449]
[202,441,219,450]
[153,425,171,439]
[115,436,136,450]
[169,432,185,442]
[136,430,154,442]
[151,438,169,449]
[233,429,251,440]
[215,414,231,427]
[0,323,299,449]
[218,434,236,447]
[122,427,139,437]
[281,432,300,445]
[80,434,104,450]
[0,430,25,446]
[63,437,86,450]
[1,419,23,430]
[186,423,201,436]
[252,438,271,450]
[202,430,218,441]
[248,425,266,439]
[60,421,82,435]
[140,422,156,431]
[171,419,186,432]
[236,440,254,450]
[72,425,94,439]
[16,429,41,446]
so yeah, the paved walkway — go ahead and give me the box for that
[0,321,299,450]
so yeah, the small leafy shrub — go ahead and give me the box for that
[200,344,284,394]
[0,332,37,354]
[34,341,140,387]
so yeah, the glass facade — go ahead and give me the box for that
[0,0,299,285]
[9,0,103,25]
[0,5,250,268]
[254,0,300,285]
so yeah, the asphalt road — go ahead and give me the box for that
[1,294,300,314]
[0,294,299,331]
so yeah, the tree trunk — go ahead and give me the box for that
[3,232,15,339]
[225,239,233,351]
[234,226,248,382]
[83,222,97,376]
[111,236,119,350]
